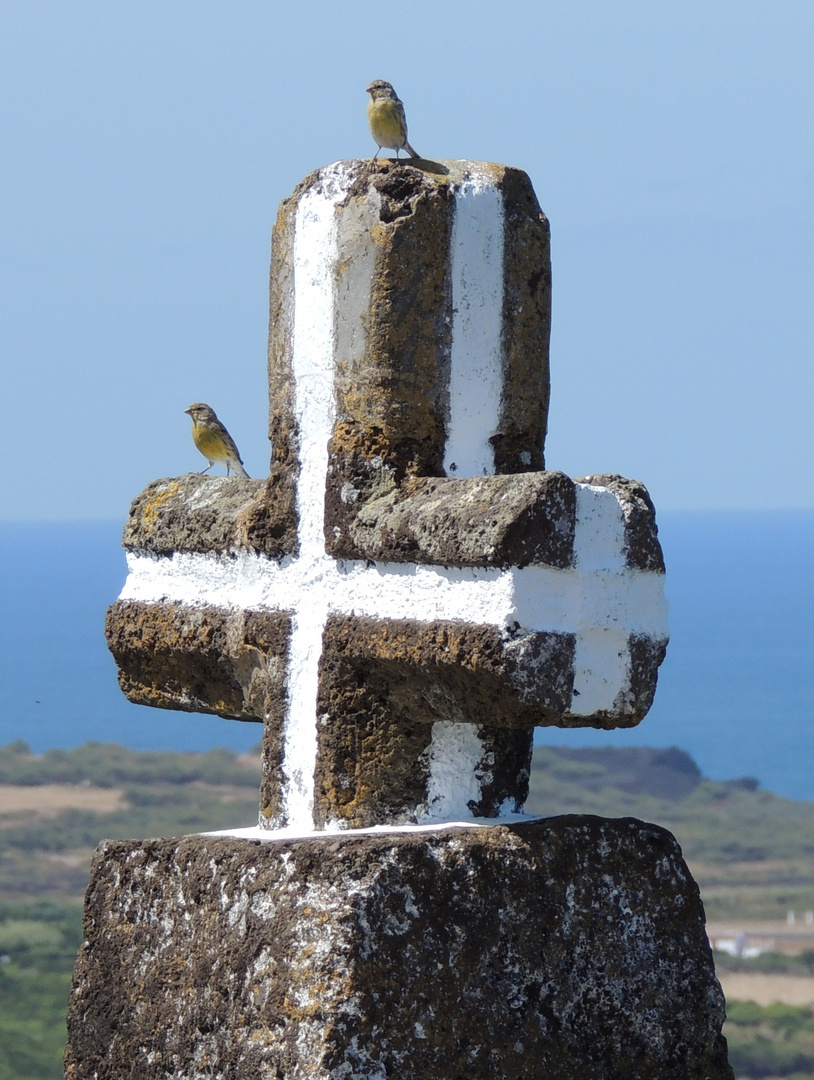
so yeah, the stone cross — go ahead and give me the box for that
[71,160,733,1080]
[107,160,668,831]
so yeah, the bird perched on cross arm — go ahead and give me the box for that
[185,402,250,478]
[366,80,420,160]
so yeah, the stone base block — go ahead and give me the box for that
[65,817,732,1080]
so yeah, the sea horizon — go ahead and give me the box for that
[1,509,812,801]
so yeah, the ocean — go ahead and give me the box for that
[1,512,812,801]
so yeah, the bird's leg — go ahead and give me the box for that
[372,147,380,160]
[200,463,213,475]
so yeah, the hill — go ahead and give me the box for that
[2,739,814,1079]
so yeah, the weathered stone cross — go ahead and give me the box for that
[73,160,731,1080]
[107,159,668,831]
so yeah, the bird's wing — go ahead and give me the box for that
[394,100,408,138]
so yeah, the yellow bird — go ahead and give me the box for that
[366,80,420,160]
[185,402,249,478]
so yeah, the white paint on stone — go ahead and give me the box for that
[283,600,327,826]
[444,169,504,478]
[207,815,538,843]
[417,722,489,824]
[570,627,631,716]
[573,484,627,573]
[116,163,669,828]
[280,175,343,828]
[570,483,637,716]
[121,525,668,806]
[121,546,667,645]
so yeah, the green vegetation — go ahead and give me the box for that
[0,901,83,1080]
[0,738,261,788]
[2,740,814,1078]
[0,741,262,899]
[725,1000,814,1078]
[0,741,262,1079]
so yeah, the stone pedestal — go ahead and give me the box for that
[66,818,731,1080]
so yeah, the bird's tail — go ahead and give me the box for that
[231,460,250,479]
[405,141,421,159]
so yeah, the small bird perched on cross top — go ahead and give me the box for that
[185,402,250,478]
[366,80,420,160]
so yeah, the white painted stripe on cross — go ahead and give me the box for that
[445,167,504,478]
[117,168,668,828]
[281,184,339,827]
[120,551,667,641]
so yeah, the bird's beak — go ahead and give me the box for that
[184,408,192,415]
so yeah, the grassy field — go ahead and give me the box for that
[0,740,264,1079]
[0,900,83,1080]
[2,739,814,1079]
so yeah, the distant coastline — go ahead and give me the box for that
[1,511,813,800]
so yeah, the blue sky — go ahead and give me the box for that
[2,1,812,520]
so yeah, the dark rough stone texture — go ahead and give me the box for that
[315,613,544,827]
[266,172,302,550]
[106,600,289,721]
[312,613,669,827]
[503,628,578,710]
[105,159,667,831]
[85,159,696,1080]
[315,614,538,827]
[65,818,733,1080]
[106,601,290,827]
[322,613,668,730]
[105,599,663,831]
[321,614,576,726]
[621,633,670,721]
[496,166,552,473]
[313,660,438,829]
[330,162,454,483]
[575,474,665,572]
[123,473,297,559]
[330,470,576,567]
[290,160,553,554]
